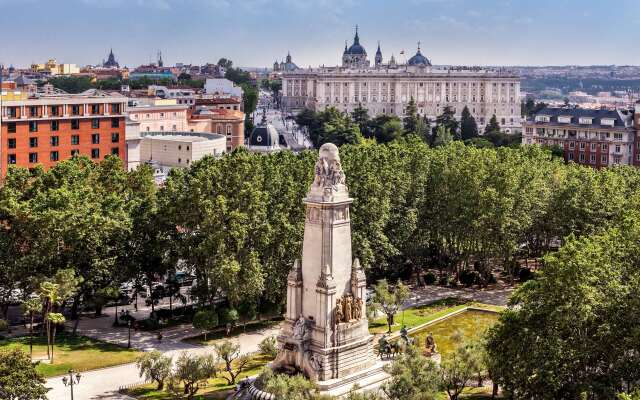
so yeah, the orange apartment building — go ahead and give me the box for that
[0,90,127,176]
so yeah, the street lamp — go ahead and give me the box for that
[61,369,81,400]
[120,309,134,348]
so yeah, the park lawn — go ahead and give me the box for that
[436,386,504,399]
[0,333,142,378]
[125,353,273,400]
[183,319,281,346]
[369,298,505,334]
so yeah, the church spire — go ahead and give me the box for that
[353,25,360,45]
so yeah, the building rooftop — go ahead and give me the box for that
[530,107,633,128]
[140,131,226,142]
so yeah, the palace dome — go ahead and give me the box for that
[344,26,367,55]
[408,47,431,66]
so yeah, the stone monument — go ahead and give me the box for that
[271,143,388,396]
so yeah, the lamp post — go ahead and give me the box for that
[120,309,133,348]
[61,369,81,400]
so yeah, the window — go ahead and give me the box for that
[51,120,59,131]
[50,151,59,161]
[178,145,182,150]
[111,118,120,128]
[569,141,575,149]
[590,143,596,151]
[71,105,80,115]
[172,124,177,131]
[7,154,16,164]
[92,134,100,144]
[92,118,100,129]
[186,146,189,151]
[111,104,120,114]
[111,147,119,156]
[91,104,100,114]
[111,133,119,143]
[8,138,16,149]
[579,153,585,162]
[51,105,59,116]
[614,133,623,140]
[178,158,182,164]
[7,122,16,133]
[602,143,608,151]
[29,121,38,132]
[568,153,574,161]
[590,153,596,164]
[30,106,38,117]
[71,149,79,157]
[91,149,100,159]
[615,145,621,153]
[71,119,80,130]
[227,124,232,135]
[579,142,585,150]
[50,136,59,146]
[29,137,38,148]
[29,153,38,163]
[71,135,80,145]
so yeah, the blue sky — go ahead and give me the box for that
[1,0,639,68]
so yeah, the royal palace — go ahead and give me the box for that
[280,28,522,133]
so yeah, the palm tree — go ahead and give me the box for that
[47,313,66,363]
[21,298,42,359]
[39,282,59,360]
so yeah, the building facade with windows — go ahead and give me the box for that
[522,107,635,167]
[280,29,522,133]
[0,90,127,176]
[128,103,190,133]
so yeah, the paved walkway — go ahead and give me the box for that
[45,284,511,399]
[406,284,514,308]
[46,304,281,400]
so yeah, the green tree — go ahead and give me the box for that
[259,368,323,400]
[372,279,410,333]
[377,119,404,144]
[433,125,453,147]
[21,298,41,358]
[433,106,459,140]
[351,104,371,138]
[486,221,640,399]
[136,351,172,390]
[192,310,218,341]
[213,341,250,385]
[47,76,93,93]
[382,346,440,400]
[217,58,233,70]
[258,336,278,358]
[46,313,65,363]
[484,114,501,135]
[169,352,218,400]
[403,97,420,136]
[439,333,481,400]
[459,106,478,140]
[0,349,48,400]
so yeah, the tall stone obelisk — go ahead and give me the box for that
[272,143,387,396]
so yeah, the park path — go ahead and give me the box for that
[45,285,512,399]
[45,303,281,400]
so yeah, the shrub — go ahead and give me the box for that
[424,271,437,285]
[137,318,161,331]
[220,308,239,325]
[0,319,8,332]
[438,274,450,286]
[459,270,479,287]
[192,310,219,341]
[259,336,278,358]
[448,276,459,288]
[519,267,534,282]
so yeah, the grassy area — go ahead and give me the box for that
[369,298,505,334]
[125,353,273,400]
[183,319,281,346]
[436,386,504,399]
[0,333,142,377]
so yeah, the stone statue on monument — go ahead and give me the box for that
[293,315,308,340]
[344,295,353,321]
[335,298,344,324]
[312,143,346,189]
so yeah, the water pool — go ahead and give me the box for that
[410,309,499,357]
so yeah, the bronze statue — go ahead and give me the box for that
[424,332,437,356]
[335,298,344,324]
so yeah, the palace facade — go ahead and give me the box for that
[280,28,522,133]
